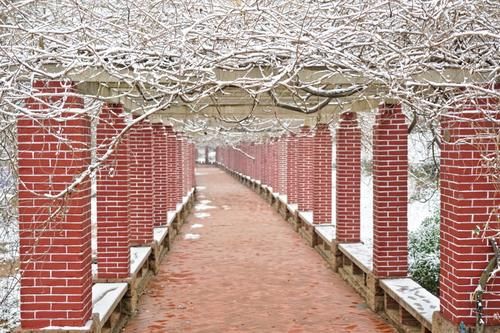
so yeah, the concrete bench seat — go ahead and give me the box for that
[153,227,168,244]
[313,224,335,266]
[338,243,373,273]
[130,246,151,276]
[92,282,128,332]
[380,278,439,333]
[314,224,335,243]
[337,243,374,302]
[297,211,314,246]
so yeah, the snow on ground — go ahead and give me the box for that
[184,233,201,240]
[0,275,20,332]
[221,205,231,210]
[191,224,204,229]
[195,200,216,211]
[196,186,207,191]
[195,212,211,219]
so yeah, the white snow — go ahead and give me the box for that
[167,211,176,226]
[194,212,211,219]
[153,227,168,243]
[42,321,93,331]
[315,224,335,242]
[221,205,231,210]
[0,275,20,332]
[299,211,313,225]
[195,200,216,211]
[92,282,128,322]
[184,233,200,240]
[278,195,288,203]
[380,278,439,325]
[196,186,207,191]
[92,263,97,278]
[191,224,204,229]
[338,243,373,272]
[130,247,151,275]
[287,203,298,212]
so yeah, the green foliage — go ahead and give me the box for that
[408,211,440,295]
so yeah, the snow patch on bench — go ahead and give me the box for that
[339,242,373,272]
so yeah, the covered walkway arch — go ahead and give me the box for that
[0,1,498,332]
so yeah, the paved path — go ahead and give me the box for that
[124,166,396,333]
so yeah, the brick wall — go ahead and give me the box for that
[286,134,298,204]
[152,124,167,227]
[166,126,178,211]
[96,103,130,279]
[19,81,92,328]
[129,120,154,245]
[277,139,288,194]
[439,95,500,326]
[336,112,361,242]
[297,127,314,211]
[312,124,332,224]
[372,104,408,278]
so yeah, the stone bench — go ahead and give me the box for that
[152,226,169,273]
[314,224,335,265]
[297,211,314,246]
[92,283,128,333]
[380,278,438,333]
[337,243,377,307]
[128,246,153,312]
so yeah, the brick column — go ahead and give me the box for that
[256,144,262,181]
[262,143,269,185]
[96,103,130,279]
[129,120,154,245]
[312,124,332,224]
[18,81,92,328]
[175,133,183,203]
[152,124,168,227]
[372,104,408,278]
[437,96,500,327]
[166,126,178,211]
[286,134,298,204]
[191,143,196,188]
[336,112,361,242]
[181,137,188,196]
[277,139,287,194]
[297,127,314,211]
[271,141,279,191]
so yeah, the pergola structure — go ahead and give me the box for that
[15,62,499,333]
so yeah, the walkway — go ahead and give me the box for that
[124,167,396,333]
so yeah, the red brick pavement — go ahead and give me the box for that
[123,167,396,333]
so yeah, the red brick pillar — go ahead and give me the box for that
[175,134,183,202]
[250,144,256,179]
[191,143,196,188]
[372,104,408,278]
[255,144,262,181]
[129,120,154,245]
[278,139,288,194]
[166,126,178,211]
[336,112,361,241]
[271,141,279,191]
[287,134,298,204]
[152,124,168,227]
[312,124,332,224]
[297,127,314,211]
[262,143,269,184]
[18,81,92,328]
[96,103,130,279]
[438,96,500,327]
